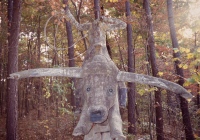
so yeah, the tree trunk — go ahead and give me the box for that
[0,1,8,116]
[0,2,3,115]
[63,0,75,108]
[166,0,194,140]
[74,0,88,50]
[94,0,100,19]
[194,32,200,136]
[24,31,33,116]
[0,25,3,115]
[6,0,21,139]
[145,40,154,140]
[126,0,136,135]
[143,0,164,139]
[37,16,42,119]
[195,32,200,109]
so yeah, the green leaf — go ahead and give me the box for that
[186,78,196,83]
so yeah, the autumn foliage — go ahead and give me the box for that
[0,0,200,139]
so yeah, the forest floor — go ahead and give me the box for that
[0,110,84,140]
[0,110,137,140]
[0,108,186,140]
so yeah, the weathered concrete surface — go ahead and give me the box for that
[117,71,193,99]
[72,55,126,140]
[9,67,82,79]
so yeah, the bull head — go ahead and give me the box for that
[80,55,119,123]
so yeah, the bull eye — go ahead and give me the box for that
[107,88,114,96]
[86,87,91,92]
[109,89,113,92]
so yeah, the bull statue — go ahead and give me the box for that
[9,8,193,140]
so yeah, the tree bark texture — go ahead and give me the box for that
[196,85,200,108]
[63,0,76,108]
[36,16,42,119]
[94,0,100,19]
[7,0,13,27]
[0,10,3,115]
[143,0,164,139]
[195,32,200,108]
[66,20,76,108]
[194,32,200,136]
[126,0,136,134]
[167,0,194,139]
[6,0,21,139]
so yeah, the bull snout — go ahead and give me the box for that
[88,106,108,123]
[90,110,104,122]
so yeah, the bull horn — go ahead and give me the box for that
[9,67,82,79]
[116,71,193,100]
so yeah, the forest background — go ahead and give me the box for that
[0,0,200,139]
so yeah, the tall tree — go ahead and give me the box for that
[36,16,42,119]
[143,0,164,139]
[195,32,200,108]
[6,0,21,139]
[66,21,76,108]
[195,32,200,136]
[0,1,6,116]
[70,0,88,50]
[166,0,194,139]
[94,0,100,19]
[126,0,136,135]
[63,0,75,108]
[0,40,2,115]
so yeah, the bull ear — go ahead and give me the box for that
[9,67,82,79]
[116,71,193,100]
